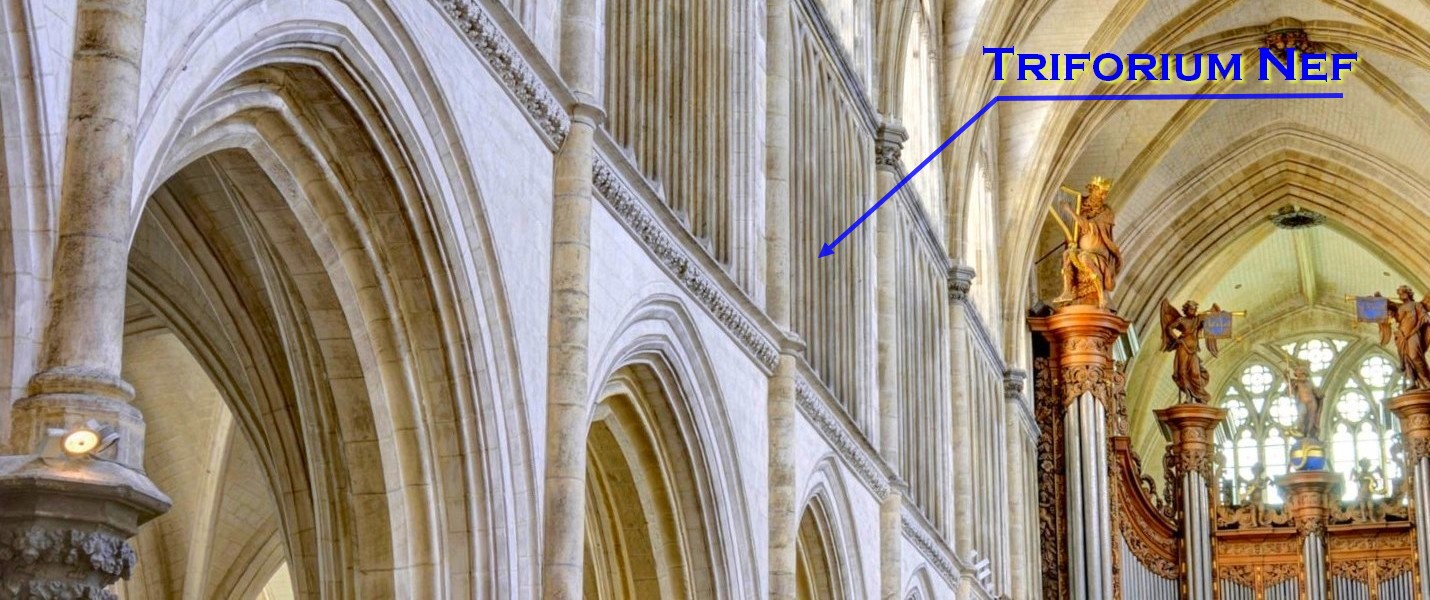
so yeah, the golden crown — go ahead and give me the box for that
[1089,176,1112,192]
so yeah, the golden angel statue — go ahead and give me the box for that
[1242,463,1271,527]
[1049,177,1122,310]
[1160,299,1219,403]
[1351,457,1385,520]
[1283,358,1324,440]
[1376,286,1430,390]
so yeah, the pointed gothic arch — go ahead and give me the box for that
[119,12,535,595]
[795,456,866,600]
[581,295,758,599]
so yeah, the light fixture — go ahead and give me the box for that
[36,420,119,459]
[62,428,100,456]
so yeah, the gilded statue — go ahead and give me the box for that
[1284,358,1324,440]
[1049,177,1122,310]
[1352,458,1384,520]
[1375,286,1430,390]
[1242,463,1271,527]
[1159,299,1219,403]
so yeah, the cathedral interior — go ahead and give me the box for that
[2,0,1430,599]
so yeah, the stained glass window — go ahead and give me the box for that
[1216,336,1404,505]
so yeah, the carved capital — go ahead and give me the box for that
[1278,470,1340,540]
[1388,390,1430,465]
[1003,369,1027,401]
[947,265,976,302]
[0,524,135,600]
[875,122,908,173]
[1028,306,1128,407]
[1156,404,1226,485]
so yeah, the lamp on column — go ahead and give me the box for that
[35,420,121,460]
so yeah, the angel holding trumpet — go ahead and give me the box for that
[1370,286,1430,391]
[1160,300,1222,403]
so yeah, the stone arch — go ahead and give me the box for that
[903,565,936,600]
[121,16,534,596]
[796,456,866,600]
[582,294,757,598]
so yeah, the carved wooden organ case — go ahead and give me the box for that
[1031,316,1423,600]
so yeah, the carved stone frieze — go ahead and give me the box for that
[794,380,890,499]
[901,516,959,587]
[592,160,780,371]
[436,0,572,147]
[0,525,136,600]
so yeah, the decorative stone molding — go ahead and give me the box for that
[592,159,780,371]
[794,380,890,499]
[947,265,975,302]
[875,123,907,173]
[0,524,136,600]
[901,513,960,587]
[435,0,571,147]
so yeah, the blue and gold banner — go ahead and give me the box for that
[1355,295,1389,323]
[1204,309,1234,339]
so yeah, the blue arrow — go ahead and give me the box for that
[818,91,1344,258]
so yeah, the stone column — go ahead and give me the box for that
[765,0,798,596]
[874,122,905,600]
[540,0,604,596]
[947,265,976,561]
[1003,369,1037,600]
[0,0,170,596]
[1279,470,1338,600]
[1155,404,1226,600]
[1028,306,1128,600]
[1388,389,1430,600]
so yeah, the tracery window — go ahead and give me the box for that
[1216,336,1404,504]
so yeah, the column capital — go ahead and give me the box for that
[1155,403,1226,483]
[1278,470,1339,538]
[947,265,976,301]
[1028,306,1128,406]
[1003,368,1027,399]
[568,100,606,127]
[1389,389,1430,464]
[875,121,908,174]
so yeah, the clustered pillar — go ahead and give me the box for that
[0,0,171,596]
[1155,404,1226,600]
